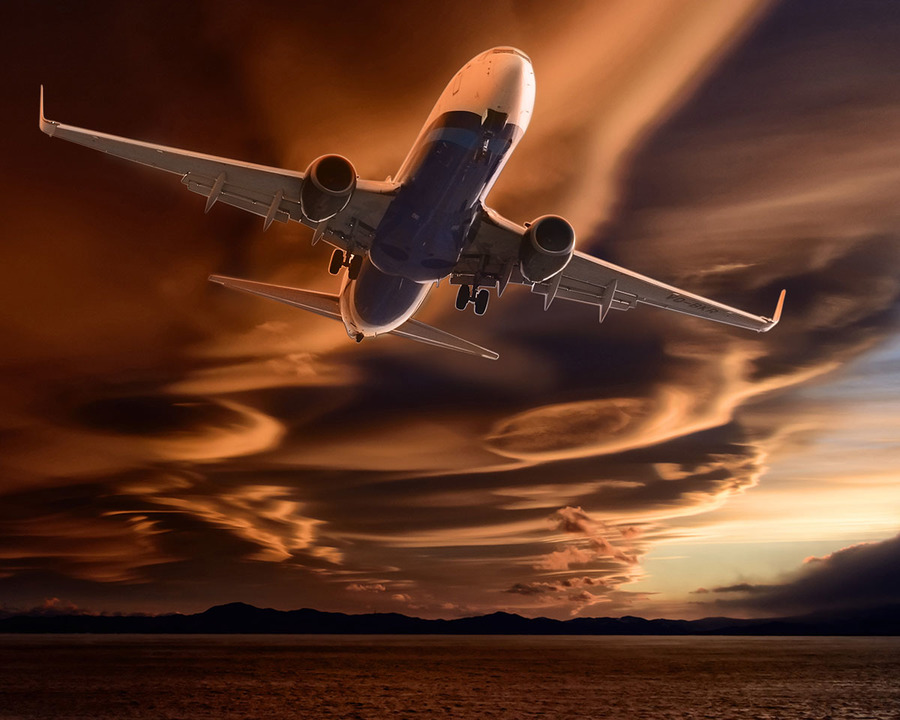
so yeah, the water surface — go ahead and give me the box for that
[2,634,898,719]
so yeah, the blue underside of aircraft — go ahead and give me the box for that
[355,111,522,327]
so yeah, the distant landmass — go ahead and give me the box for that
[1,602,897,635]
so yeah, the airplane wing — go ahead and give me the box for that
[38,87,396,253]
[453,207,785,332]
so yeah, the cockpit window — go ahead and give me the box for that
[492,47,531,62]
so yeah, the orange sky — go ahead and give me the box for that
[1,0,899,620]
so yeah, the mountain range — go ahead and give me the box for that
[1,602,898,635]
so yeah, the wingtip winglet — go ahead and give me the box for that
[762,289,786,332]
[39,85,57,137]
[773,288,786,322]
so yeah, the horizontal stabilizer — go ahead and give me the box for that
[209,275,498,359]
[208,275,341,320]
[391,319,499,360]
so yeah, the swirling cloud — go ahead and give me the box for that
[2,1,899,621]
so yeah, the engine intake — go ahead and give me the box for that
[300,154,356,223]
[519,215,576,283]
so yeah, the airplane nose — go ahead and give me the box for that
[480,48,535,127]
[481,47,532,81]
[484,49,531,90]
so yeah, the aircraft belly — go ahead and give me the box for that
[342,259,430,335]
[371,111,522,282]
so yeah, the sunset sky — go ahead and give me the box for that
[2,0,899,620]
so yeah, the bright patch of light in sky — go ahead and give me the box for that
[630,539,861,597]
[628,335,900,610]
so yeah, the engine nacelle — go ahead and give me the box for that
[300,154,357,223]
[519,215,576,283]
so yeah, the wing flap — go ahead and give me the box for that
[184,173,296,225]
[42,108,307,199]
[462,205,783,333]
[556,251,783,332]
[41,88,305,192]
[39,87,398,241]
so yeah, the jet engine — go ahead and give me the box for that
[300,154,357,223]
[519,215,576,283]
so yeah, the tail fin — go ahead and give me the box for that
[209,275,498,359]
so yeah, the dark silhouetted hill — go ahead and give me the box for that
[1,601,897,635]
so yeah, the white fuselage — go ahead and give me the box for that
[338,47,535,339]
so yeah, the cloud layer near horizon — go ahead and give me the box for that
[695,533,900,616]
[1,0,898,619]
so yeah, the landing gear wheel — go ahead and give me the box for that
[328,249,343,275]
[455,284,471,311]
[355,332,364,343]
[474,288,489,316]
[348,255,364,281]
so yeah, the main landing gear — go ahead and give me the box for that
[328,249,363,280]
[455,284,490,316]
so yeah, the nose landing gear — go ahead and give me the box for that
[328,249,364,280]
[455,284,490,316]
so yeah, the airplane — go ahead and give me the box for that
[39,47,784,360]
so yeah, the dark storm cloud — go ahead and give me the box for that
[706,583,777,595]
[505,577,605,596]
[2,0,899,619]
[702,534,900,615]
[505,582,559,596]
